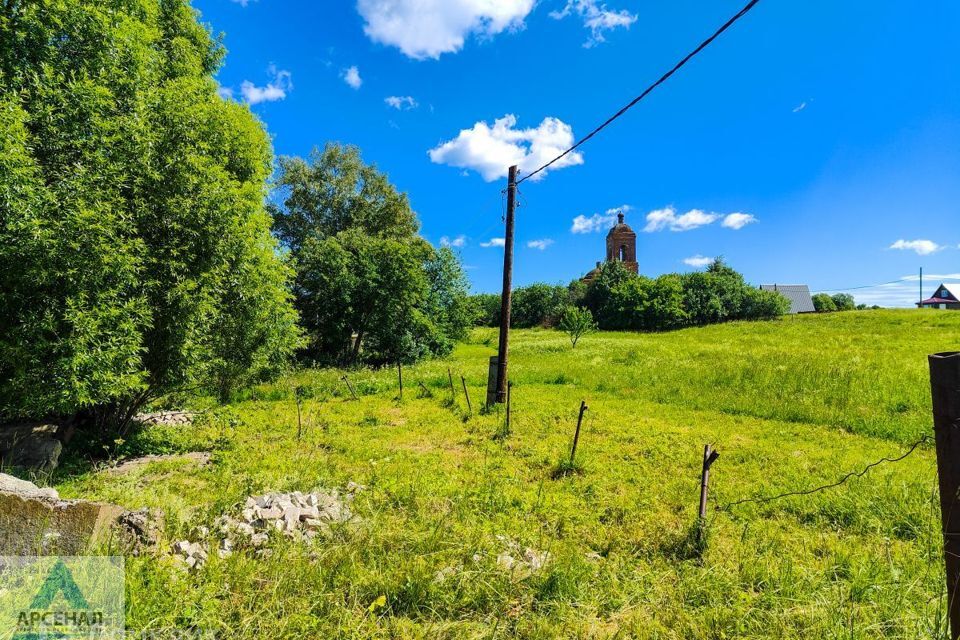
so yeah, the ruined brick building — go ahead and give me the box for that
[583,212,638,282]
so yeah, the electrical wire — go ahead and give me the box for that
[814,277,917,293]
[719,435,932,510]
[517,0,764,185]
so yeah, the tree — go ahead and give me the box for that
[812,293,838,313]
[468,294,501,327]
[558,307,597,348]
[512,284,568,328]
[831,293,856,311]
[0,0,300,430]
[272,145,470,365]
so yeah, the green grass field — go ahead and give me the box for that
[55,310,960,638]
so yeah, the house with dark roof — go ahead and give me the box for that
[918,283,960,309]
[759,284,815,314]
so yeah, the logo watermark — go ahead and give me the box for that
[0,556,124,639]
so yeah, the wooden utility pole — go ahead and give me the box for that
[494,165,518,403]
[929,351,960,639]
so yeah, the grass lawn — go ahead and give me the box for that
[54,309,959,638]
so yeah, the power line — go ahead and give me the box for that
[814,277,916,293]
[517,0,764,185]
[719,435,931,510]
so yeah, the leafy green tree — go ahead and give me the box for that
[558,306,597,348]
[512,284,568,328]
[270,144,418,250]
[583,262,634,329]
[272,145,470,365]
[812,293,838,313]
[468,294,501,327]
[0,0,300,430]
[831,293,856,311]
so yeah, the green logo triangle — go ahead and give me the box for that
[29,559,90,610]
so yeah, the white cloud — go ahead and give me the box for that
[571,206,630,233]
[230,0,253,6]
[527,239,554,250]
[342,66,363,90]
[216,85,234,100]
[721,212,757,230]
[429,114,583,182]
[385,95,418,110]
[240,67,292,105]
[643,207,718,232]
[440,235,467,248]
[571,213,617,234]
[889,239,943,256]
[480,238,505,248]
[683,255,714,268]
[793,101,807,113]
[641,207,757,232]
[357,0,535,60]
[550,0,637,47]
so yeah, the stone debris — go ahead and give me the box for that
[172,540,208,569]
[0,472,58,500]
[172,486,365,568]
[115,508,164,556]
[493,535,550,579]
[135,411,196,426]
[0,474,125,555]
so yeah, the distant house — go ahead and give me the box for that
[918,283,960,309]
[759,284,815,314]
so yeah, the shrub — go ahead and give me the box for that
[0,0,300,430]
[813,293,838,313]
[832,293,856,311]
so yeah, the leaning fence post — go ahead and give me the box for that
[461,375,472,414]
[397,362,403,401]
[341,375,358,401]
[699,445,720,523]
[448,368,456,401]
[929,352,960,640]
[570,401,587,466]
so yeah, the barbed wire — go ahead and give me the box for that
[718,435,932,510]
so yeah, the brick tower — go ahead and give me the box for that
[605,212,638,274]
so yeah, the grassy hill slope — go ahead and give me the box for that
[56,310,959,638]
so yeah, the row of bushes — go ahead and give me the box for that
[470,259,791,332]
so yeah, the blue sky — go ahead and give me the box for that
[199,0,959,306]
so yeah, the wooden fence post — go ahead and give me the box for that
[397,362,403,400]
[699,444,720,522]
[461,375,472,414]
[448,368,456,402]
[929,351,960,640]
[570,401,588,466]
[341,375,358,401]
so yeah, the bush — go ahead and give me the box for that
[581,258,788,332]
[832,293,856,311]
[512,284,569,328]
[813,293,838,313]
[271,144,470,366]
[0,0,300,429]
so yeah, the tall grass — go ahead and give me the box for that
[53,310,956,638]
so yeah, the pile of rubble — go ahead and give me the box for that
[135,411,196,426]
[493,535,550,578]
[172,485,362,569]
[434,536,551,585]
